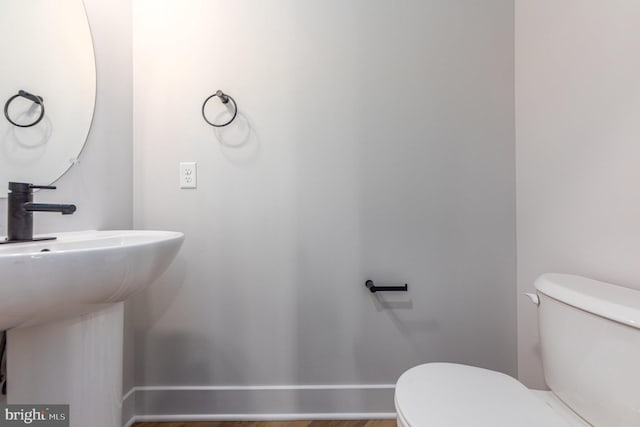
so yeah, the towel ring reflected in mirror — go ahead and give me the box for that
[4,90,45,128]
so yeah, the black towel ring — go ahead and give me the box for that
[202,90,238,127]
[4,90,45,128]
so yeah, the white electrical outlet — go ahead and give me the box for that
[179,162,197,189]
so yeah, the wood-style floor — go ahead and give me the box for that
[134,421,395,427]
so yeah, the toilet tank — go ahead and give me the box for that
[535,274,640,427]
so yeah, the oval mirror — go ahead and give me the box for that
[0,0,96,197]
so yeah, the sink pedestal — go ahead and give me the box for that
[7,303,124,427]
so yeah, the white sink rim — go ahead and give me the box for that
[0,229,183,257]
[0,229,184,330]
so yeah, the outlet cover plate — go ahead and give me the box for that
[179,162,197,189]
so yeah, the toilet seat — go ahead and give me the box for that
[394,363,586,427]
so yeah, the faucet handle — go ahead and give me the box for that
[29,185,56,190]
[8,182,56,193]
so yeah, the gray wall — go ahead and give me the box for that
[131,0,516,418]
[516,0,640,389]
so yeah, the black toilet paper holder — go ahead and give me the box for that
[365,279,408,293]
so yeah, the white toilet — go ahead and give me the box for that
[394,273,640,426]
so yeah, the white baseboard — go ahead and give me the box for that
[122,387,135,427]
[122,384,396,426]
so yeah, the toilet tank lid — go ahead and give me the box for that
[535,273,640,330]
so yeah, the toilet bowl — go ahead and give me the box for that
[395,274,640,426]
[395,363,587,426]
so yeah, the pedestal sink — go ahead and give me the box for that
[1,230,184,427]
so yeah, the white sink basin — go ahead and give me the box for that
[0,229,184,330]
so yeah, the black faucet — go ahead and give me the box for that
[5,182,77,243]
